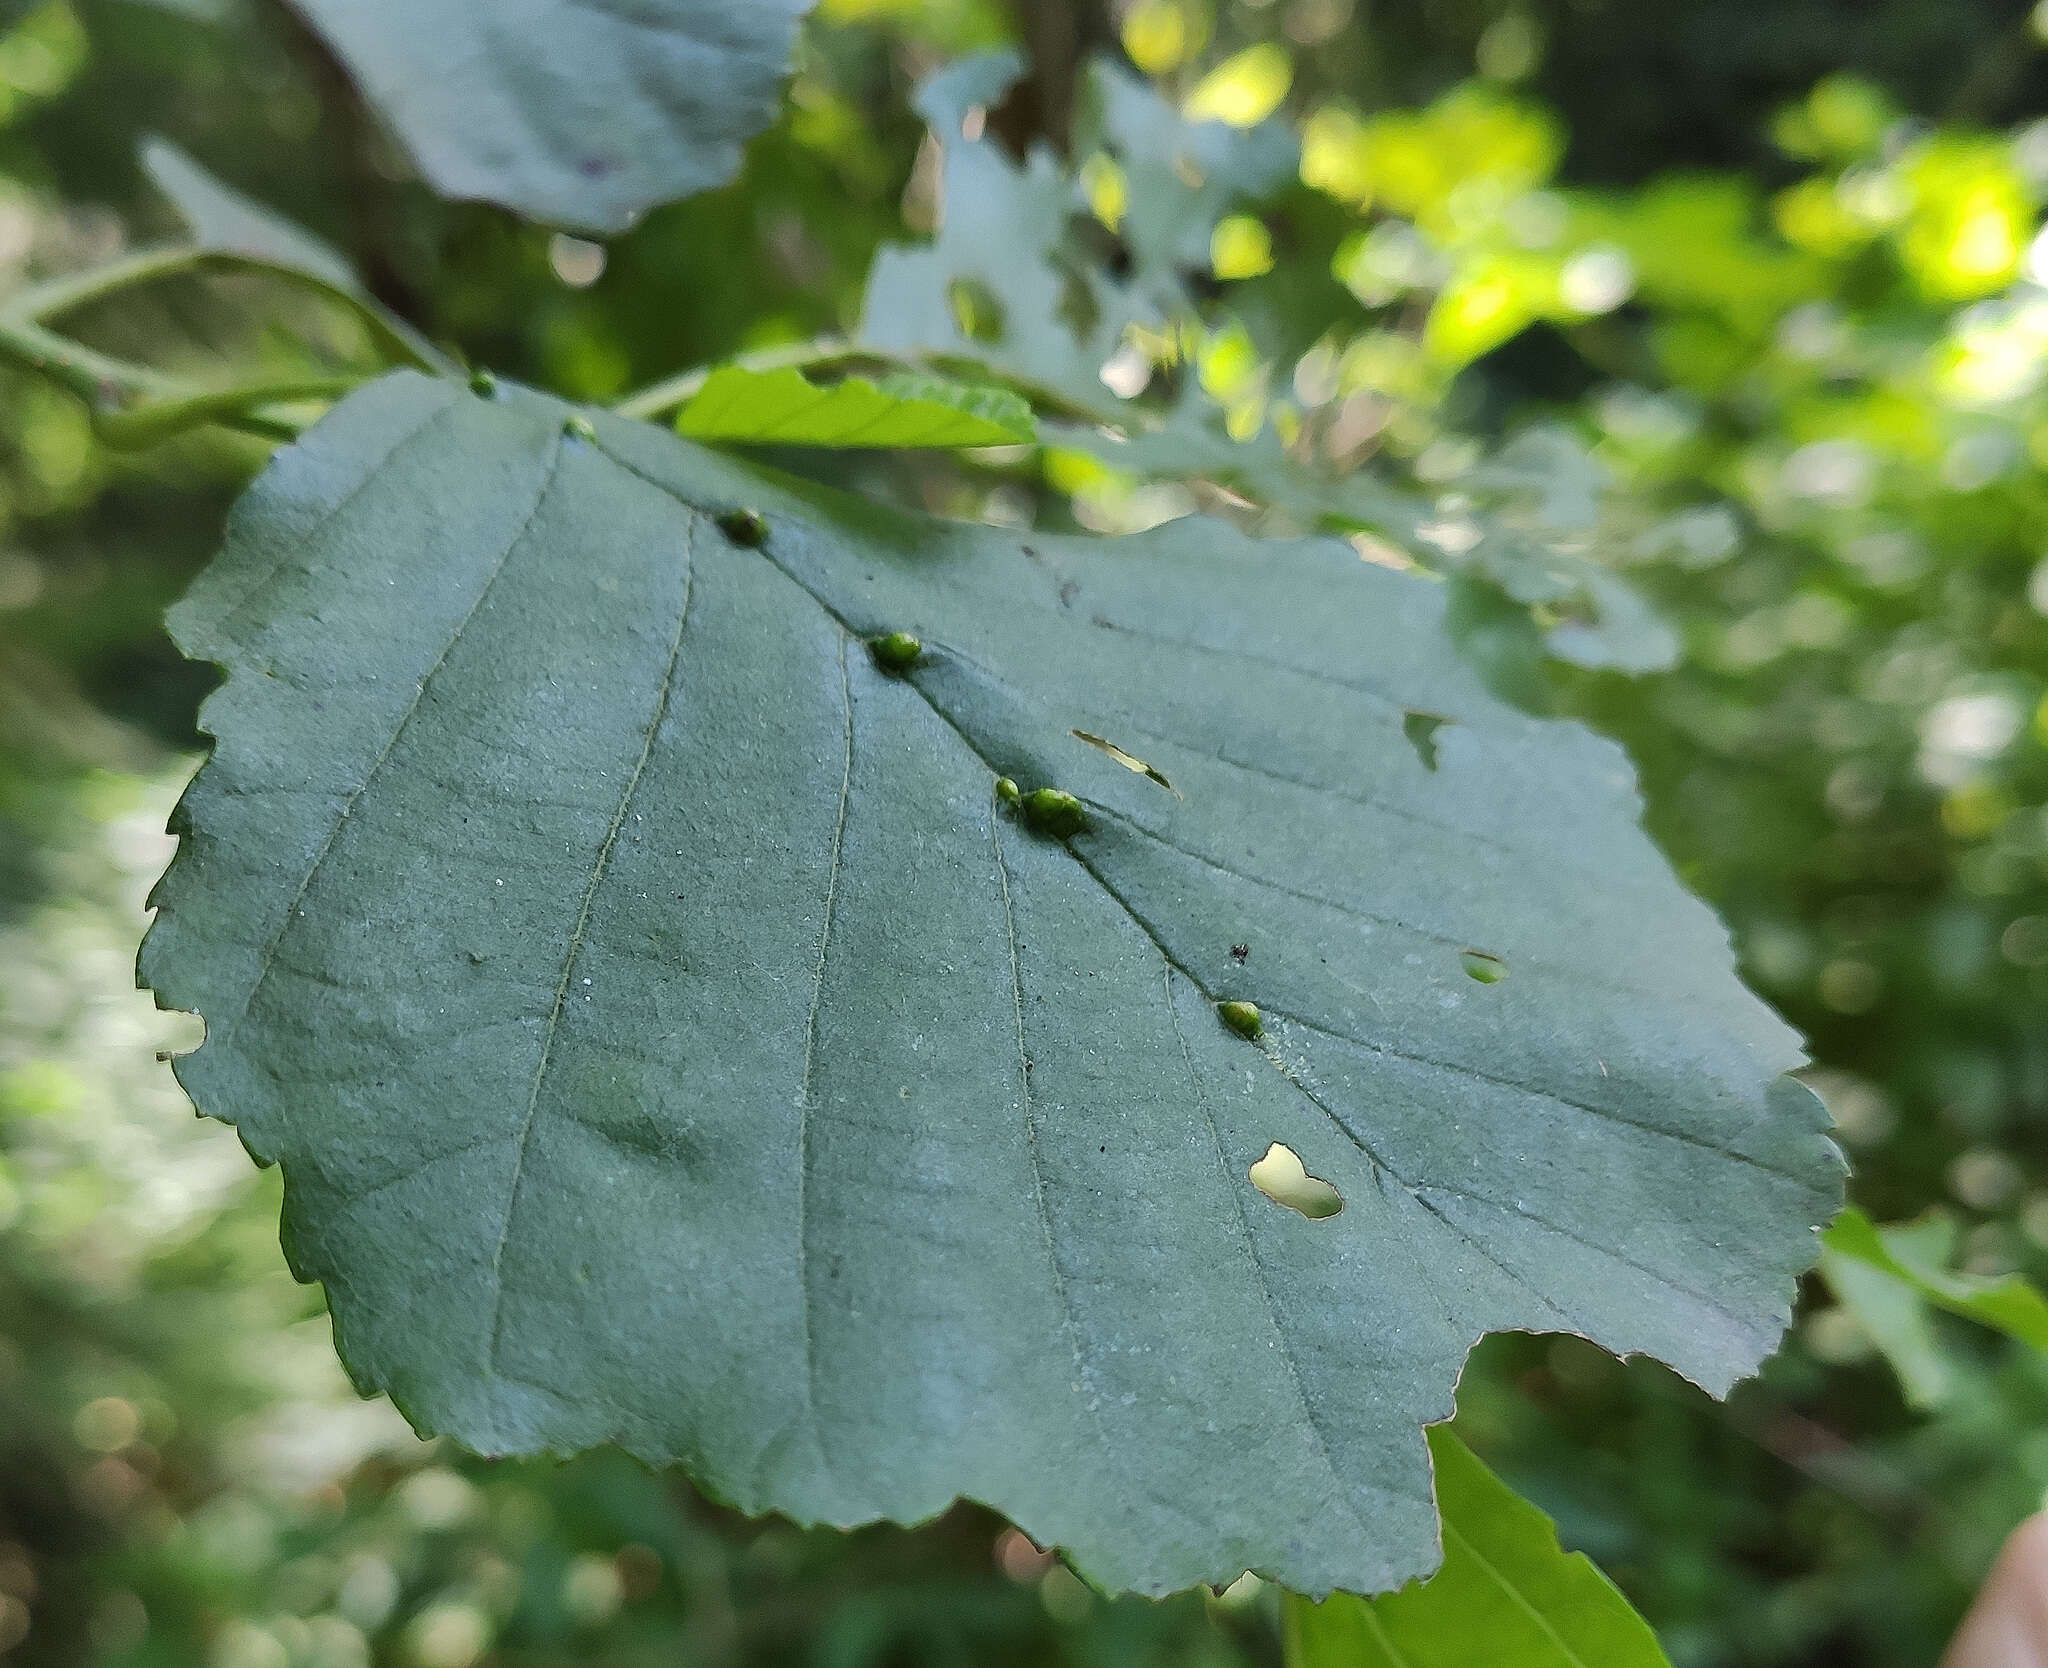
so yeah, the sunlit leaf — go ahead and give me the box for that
[1185,44,1292,130]
[287,0,816,232]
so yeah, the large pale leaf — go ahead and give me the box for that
[1285,1428,1673,1667]
[287,0,815,233]
[143,370,1840,1598]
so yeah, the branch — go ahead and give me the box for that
[93,375,367,449]
[0,243,449,448]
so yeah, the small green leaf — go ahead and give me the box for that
[1819,1206,2048,1406]
[1285,1428,1674,1668]
[678,366,1035,450]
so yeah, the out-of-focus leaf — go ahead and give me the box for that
[860,52,1293,421]
[143,370,1837,1599]
[1820,1208,2048,1405]
[677,366,1034,448]
[143,138,357,292]
[141,138,449,371]
[286,0,816,233]
[1183,43,1292,130]
[1064,410,1679,674]
[1285,1427,1674,1667]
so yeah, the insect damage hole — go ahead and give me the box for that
[1070,730,1177,796]
[1248,1143,1343,1220]
[1402,710,1451,772]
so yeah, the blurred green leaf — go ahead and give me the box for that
[678,365,1034,448]
[1820,1208,2048,1405]
[1284,1427,1673,1668]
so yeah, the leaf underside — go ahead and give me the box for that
[143,371,1840,1598]
[285,0,815,232]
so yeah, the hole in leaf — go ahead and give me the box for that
[1460,948,1508,984]
[1249,1143,1343,1219]
[1070,729,1177,795]
[1402,710,1450,771]
[946,277,1007,343]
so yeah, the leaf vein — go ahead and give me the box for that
[483,498,700,1380]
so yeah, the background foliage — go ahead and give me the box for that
[8,0,2048,1663]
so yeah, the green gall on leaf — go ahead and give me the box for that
[716,507,769,547]
[563,413,598,442]
[1218,1000,1263,1040]
[469,368,498,398]
[995,776,1020,805]
[1020,787,1087,839]
[1460,948,1509,984]
[869,631,923,673]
